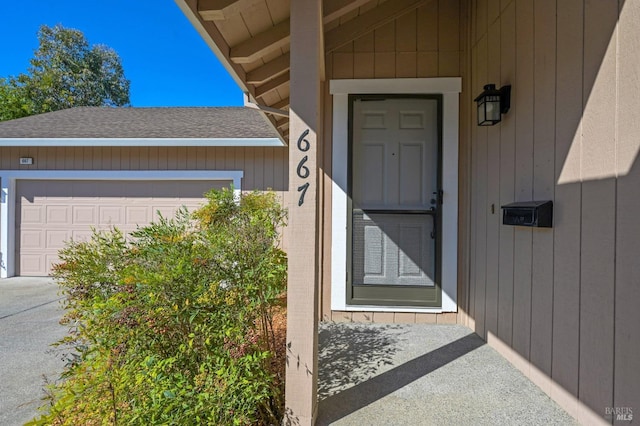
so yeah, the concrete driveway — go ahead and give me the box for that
[0,277,66,426]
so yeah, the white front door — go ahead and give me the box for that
[349,96,442,307]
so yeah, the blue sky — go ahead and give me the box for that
[0,0,243,107]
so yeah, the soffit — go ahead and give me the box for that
[176,0,434,142]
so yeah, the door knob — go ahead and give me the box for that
[432,190,443,205]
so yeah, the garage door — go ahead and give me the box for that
[16,180,229,276]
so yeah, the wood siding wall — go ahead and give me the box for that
[0,145,289,249]
[321,0,470,324]
[468,0,640,422]
[0,146,288,191]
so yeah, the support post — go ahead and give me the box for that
[285,0,323,424]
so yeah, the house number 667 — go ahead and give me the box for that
[296,129,310,206]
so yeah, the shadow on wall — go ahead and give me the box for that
[467,0,640,421]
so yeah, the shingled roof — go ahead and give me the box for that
[0,107,283,145]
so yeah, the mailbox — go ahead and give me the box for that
[501,201,553,228]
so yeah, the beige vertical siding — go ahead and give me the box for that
[456,0,472,328]
[580,1,617,418]
[321,0,469,323]
[496,0,516,346]
[530,0,555,388]
[484,14,501,338]
[473,30,488,339]
[469,0,640,422]
[511,0,534,371]
[552,0,583,407]
[614,0,640,413]
[0,146,288,191]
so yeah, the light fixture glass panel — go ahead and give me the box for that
[477,102,486,125]
[486,96,501,122]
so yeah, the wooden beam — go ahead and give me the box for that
[200,0,373,24]
[198,0,238,20]
[323,0,373,24]
[285,0,322,422]
[254,71,290,98]
[276,117,289,130]
[270,97,290,110]
[175,0,251,95]
[197,0,262,20]
[325,0,432,53]
[243,92,290,117]
[246,53,290,84]
[230,19,291,64]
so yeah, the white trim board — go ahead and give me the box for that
[0,170,243,278]
[330,78,460,313]
[0,137,284,147]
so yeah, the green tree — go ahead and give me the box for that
[0,78,32,121]
[0,24,130,121]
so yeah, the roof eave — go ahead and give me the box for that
[173,0,286,144]
[174,0,249,95]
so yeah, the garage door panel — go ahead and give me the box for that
[73,206,96,224]
[153,206,182,219]
[49,181,74,197]
[16,179,230,276]
[46,205,70,224]
[45,255,61,274]
[21,205,44,225]
[99,206,124,225]
[20,181,70,200]
[20,230,43,249]
[46,230,69,249]
[71,229,94,243]
[73,181,123,198]
[148,183,170,198]
[126,206,151,224]
[20,255,44,275]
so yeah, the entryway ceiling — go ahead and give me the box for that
[180,0,434,141]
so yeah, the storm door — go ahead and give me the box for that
[348,95,442,307]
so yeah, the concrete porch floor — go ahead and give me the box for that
[317,323,577,426]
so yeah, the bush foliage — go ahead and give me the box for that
[29,189,287,425]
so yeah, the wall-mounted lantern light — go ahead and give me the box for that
[474,84,511,126]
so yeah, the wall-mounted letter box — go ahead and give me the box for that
[501,201,553,228]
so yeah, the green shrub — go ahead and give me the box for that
[29,188,287,426]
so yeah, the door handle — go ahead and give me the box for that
[432,190,443,205]
[430,207,437,239]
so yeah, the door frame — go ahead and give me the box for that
[330,78,461,313]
